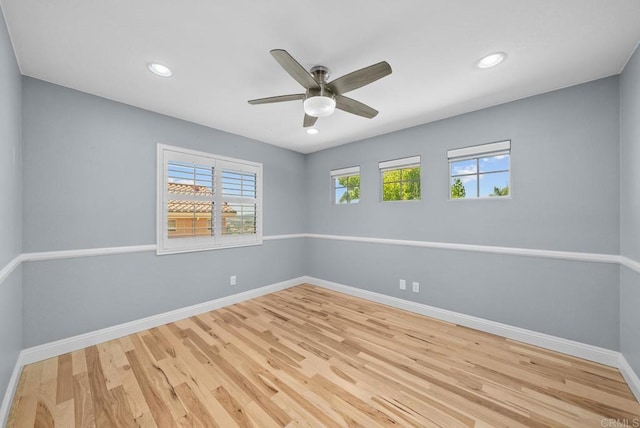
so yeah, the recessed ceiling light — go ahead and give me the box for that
[306,128,319,135]
[477,52,506,69]
[147,62,172,77]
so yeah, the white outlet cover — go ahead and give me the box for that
[399,279,406,290]
[412,282,419,293]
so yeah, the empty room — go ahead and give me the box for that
[1,1,640,426]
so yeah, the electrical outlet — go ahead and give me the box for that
[399,279,406,290]
[412,281,419,293]
[230,275,237,286]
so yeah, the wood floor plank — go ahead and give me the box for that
[125,348,176,427]
[117,365,156,428]
[72,372,96,428]
[71,349,88,376]
[56,353,73,404]
[173,383,219,428]
[85,346,137,427]
[8,284,640,427]
[9,361,42,427]
[56,398,75,427]
[35,376,56,428]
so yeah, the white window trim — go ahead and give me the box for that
[157,144,263,255]
[448,140,511,201]
[378,155,421,171]
[330,165,360,178]
[331,166,360,205]
[447,140,510,160]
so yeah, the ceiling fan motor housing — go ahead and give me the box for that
[310,65,330,81]
[305,66,335,117]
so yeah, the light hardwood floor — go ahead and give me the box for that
[7,284,640,427]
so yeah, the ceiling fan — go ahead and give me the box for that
[248,49,392,128]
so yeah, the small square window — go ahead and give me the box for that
[448,141,510,199]
[331,166,360,204]
[378,156,421,201]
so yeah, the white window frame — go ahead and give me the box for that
[447,140,511,200]
[157,144,263,255]
[330,166,360,205]
[378,155,421,202]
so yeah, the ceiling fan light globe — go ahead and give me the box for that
[303,96,336,117]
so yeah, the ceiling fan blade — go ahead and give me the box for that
[248,94,305,105]
[303,114,318,127]
[335,95,378,119]
[270,49,319,90]
[327,61,392,95]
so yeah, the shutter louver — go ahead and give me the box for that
[167,161,214,239]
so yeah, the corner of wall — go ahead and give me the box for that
[619,38,640,392]
[0,0,24,421]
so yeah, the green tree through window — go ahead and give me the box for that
[451,178,466,199]
[489,185,509,196]
[382,167,421,201]
[337,175,360,203]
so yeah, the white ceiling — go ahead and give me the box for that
[2,1,640,154]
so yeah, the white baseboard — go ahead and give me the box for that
[3,275,638,425]
[19,277,303,366]
[619,354,640,402]
[304,276,621,368]
[0,354,24,427]
[0,277,303,424]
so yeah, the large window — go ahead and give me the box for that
[157,144,262,254]
[448,140,510,199]
[331,166,360,204]
[379,156,421,201]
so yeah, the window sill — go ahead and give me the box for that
[157,239,263,255]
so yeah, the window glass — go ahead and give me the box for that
[382,167,421,201]
[448,142,510,199]
[331,166,361,205]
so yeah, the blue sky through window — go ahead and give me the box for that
[450,155,509,198]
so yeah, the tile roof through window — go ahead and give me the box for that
[168,182,236,214]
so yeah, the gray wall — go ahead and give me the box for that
[22,78,306,251]
[0,7,21,265]
[306,77,621,349]
[620,44,640,375]
[21,77,307,346]
[22,240,304,347]
[0,4,22,408]
[308,240,619,348]
[307,77,620,254]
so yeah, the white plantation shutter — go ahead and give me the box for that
[216,159,261,246]
[157,145,262,255]
[166,160,215,236]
